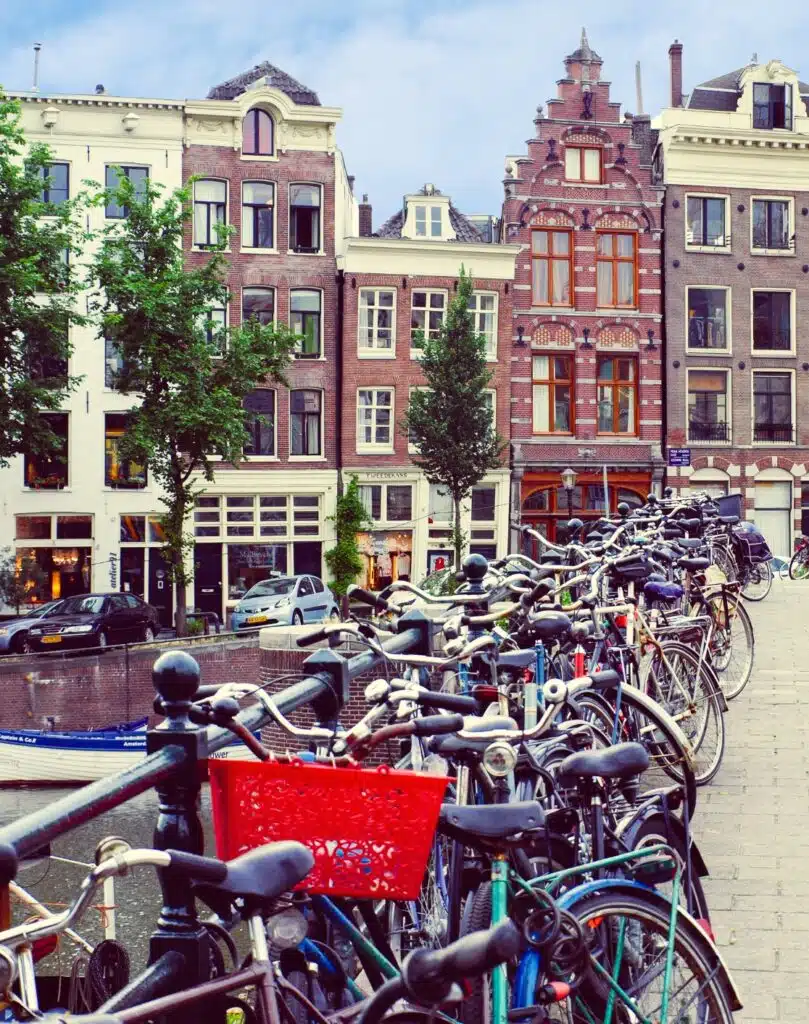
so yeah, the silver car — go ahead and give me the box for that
[230,575,339,631]
[0,600,65,655]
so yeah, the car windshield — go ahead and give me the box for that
[58,596,106,615]
[31,601,63,619]
[243,579,295,599]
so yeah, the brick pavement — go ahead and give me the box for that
[698,580,809,1022]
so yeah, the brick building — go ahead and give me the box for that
[658,47,809,555]
[500,33,665,546]
[339,187,520,584]
[183,64,358,621]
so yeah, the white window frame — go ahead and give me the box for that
[410,289,448,357]
[684,193,731,252]
[414,204,443,238]
[288,388,325,460]
[357,387,395,453]
[203,304,227,357]
[241,180,276,252]
[290,288,324,360]
[469,291,498,360]
[750,195,794,256]
[751,368,796,447]
[288,182,323,255]
[193,179,227,248]
[484,389,497,433]
[685,367,731,445]
[750,287,796,356]
[358,288,397,357]
[685,285,732,355]
[407,385,428,454]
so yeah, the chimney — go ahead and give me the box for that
[669,40,683,108]
[359,193,373,237]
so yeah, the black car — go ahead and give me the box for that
[26,593,161,652]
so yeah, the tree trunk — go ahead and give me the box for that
[174,582,187,638]
[453,496,463,569]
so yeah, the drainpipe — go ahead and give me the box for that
[659,197,669,493]
[336,269,345,494]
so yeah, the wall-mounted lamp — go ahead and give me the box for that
[645,328,656,351]
[581,326,593,349]
[515,325,526,347]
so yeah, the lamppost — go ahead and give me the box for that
[561,466,578,521]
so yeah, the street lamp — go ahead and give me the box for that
[561,466,578,520]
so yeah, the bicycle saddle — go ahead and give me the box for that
[427,715,519,756]
[678,556,711,572]
[193,841,314,913]
[643,581,684,603]
[720,515,739,525]
[557,742,649,784]
[677,538,703,551]
[529,611,572,641]
[439,801,545,842]
[498,650,535,670]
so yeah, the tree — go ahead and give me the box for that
[0,92,85,467]
[88,174,298,634]
[325,476,371,612]
[404,268,506,568]
[0,548,48,614]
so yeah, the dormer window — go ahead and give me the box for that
[753,83,791,129]
[565,146,601,183]
[415,205,442,238]
[242,108,274,156]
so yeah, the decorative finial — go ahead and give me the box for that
[580,27,593,61]
[752,52,758,64]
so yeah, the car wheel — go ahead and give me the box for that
[97,631,109,649]
[291,610,304,626]
[328,606,341,622]
[9,633,27,655]
[142,625,156,643]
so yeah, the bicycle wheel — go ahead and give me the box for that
[546,889,736,1023]
[707,593,754,700]
[711,543,738,583]
[789,547,809,580]
[741,559,772,601]
[459,882,494,1024]
[639,641,725,786]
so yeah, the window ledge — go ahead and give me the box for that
[241,247,279,256]
[356,448,395,456]
[22,487,71,493]
[686,349,732,357]
[596,433,639,439]
[102,486,149,492]
[529,305,575,313]
[530,433,574,439]
[358,351,397,360]
[750,249,794,257]
[288,456,327,462]
[751,441,796,448]
[687,440,733,447]
[293,355,327,362]
[750,350,795,357]
[240,154,279,163]
[193,246,231,254]
[241,456,280,462]
[595,307,639,315]
[287,250,326,257]
[685,245,732,254]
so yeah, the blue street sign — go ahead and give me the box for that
[668,448,691,467]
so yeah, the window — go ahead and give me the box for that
[471,486,496,521]
[687,288,729,350]
[243,390,275,456]
[289,184,321,253]
[290,290,321,358]
[686,196,727,247]
[242,108,274,156]
[596,232,636,307]
[359,485,382,520]
[105,166,148,218]
[104,414,146,488]
[203,305,227,355]
[469,292,497,359]
[358,289,395,354]
[25,413,68,489]
[415,205,442,237]
[597,356,637,435]
[105,337,124,388]
[752,199,791,250]
[753,291,792,351]
[531,230,572,306]
[193,180,226,246]
[290,390,322,456]
[532,355,573,433]
[429,484,453,522]
[753,372,793,442]
[357,389,393,450]
[565,146,601,183]
[688,370,730,442]
[801,482,809,537]
[242,287,274,326]
[38,162,69,205]
[410,291,446,348]
[241,182,274,249]
[387,486,412,521]
[483,390,496,430]
[753,83,791,129]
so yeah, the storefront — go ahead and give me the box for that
[14,514,95,603]
[357,530,412,590]
[119,514,174,628]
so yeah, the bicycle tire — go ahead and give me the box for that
[623,815,711,923]
[458,882,494,1024]
[707,593,754,700]
[711,544,738,583]
[789,547,809,580]
[741,559,772,601]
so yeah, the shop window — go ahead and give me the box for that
[531,230,572,306]
[290,390,322,456]
[25,413,68,489]
[290,290,322,358]
[242,108,274,156]
[105,413,147,488]
[193,179,226,247]
[226,496,255,537]
[227,544,287,601]
[533,355,573,434]
[597,356,637,435]
[120,515,146,543]
[289,184,321,253]
[15,516,52,540]
[359,485,382,521]
[56,516,92,540]
[105,165,148,218]
[242,182,275,249]
[194,496,221,538]
[387,486,412,522]
[596,232,636,308]
[259,496,288,538]
[244,390,276,457]
[293,495,320,536]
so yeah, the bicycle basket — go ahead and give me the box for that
[732,521,772,566]
[208,759,449,900]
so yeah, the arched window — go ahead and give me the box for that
[242,109,274,156]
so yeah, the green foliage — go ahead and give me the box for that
[0,92,86,467]
[88,173,298,632]
[325,476,371,597]
[404,267,506,566]
[0,548,48,614]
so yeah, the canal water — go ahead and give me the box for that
[0,785,219,979]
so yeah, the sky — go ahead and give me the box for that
[1,0,807,221]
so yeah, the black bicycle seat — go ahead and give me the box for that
[194,841,314,913]
[428,715,518,755]
[439,801,545,842]
[677,538,703,551]
[498,650,535,670]
[678,556,711,572]
[720,515,739,526]
[557,742,649,784]
[530,611,572,641]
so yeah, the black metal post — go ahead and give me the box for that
[566,489,574,520]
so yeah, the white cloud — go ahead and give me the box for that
[2,0,808,218]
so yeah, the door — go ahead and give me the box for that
[293,541,322,577]
[148,549,175,629]
[124,594,148,639]
[308,576,331,620]
[753,480,792,558]
[296,576,316,621]
[193,543,223,620]
[106,595,131,642]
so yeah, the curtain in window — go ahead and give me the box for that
[552,260,570,304]
[532,260,548,303]
[532,384,549,432]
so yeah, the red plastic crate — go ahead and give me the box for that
[209,758,449,900]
